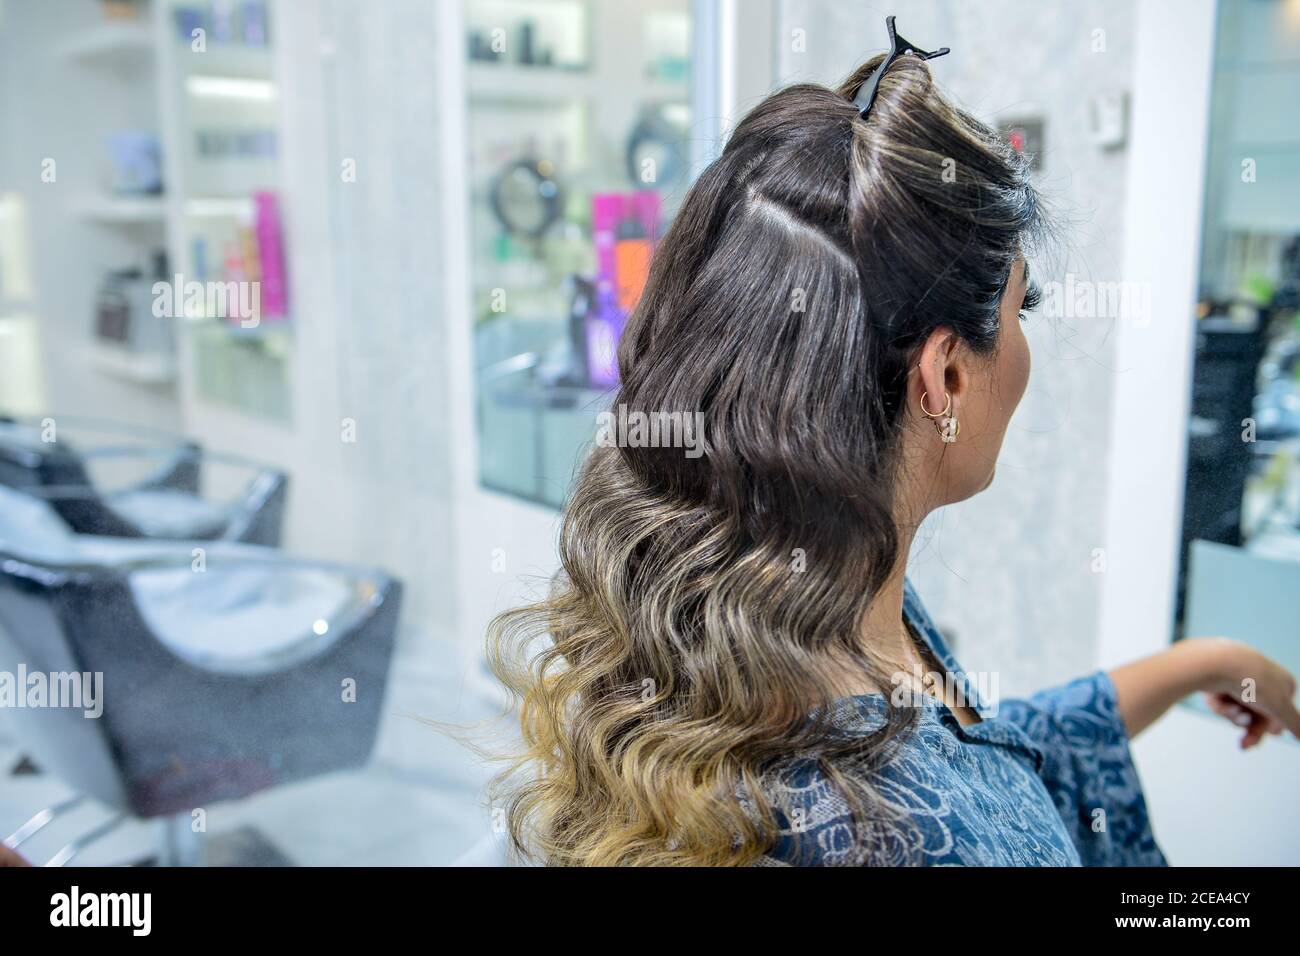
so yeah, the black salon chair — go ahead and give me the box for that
[0,484,401,864]
[0,415,287,545]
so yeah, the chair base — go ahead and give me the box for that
[145,820,292,867]
[203,825,294,867]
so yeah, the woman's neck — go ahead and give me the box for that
[859,564,917,673]
[820,520,926,700]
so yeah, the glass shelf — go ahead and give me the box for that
[189,320,291,424]
[464,0,695,510]
[160,0,290,426]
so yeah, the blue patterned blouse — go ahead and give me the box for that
[754,579,1168,866]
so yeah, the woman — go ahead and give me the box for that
[487,40,1300,866]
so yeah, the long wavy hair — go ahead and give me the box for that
[486,54,1044,865]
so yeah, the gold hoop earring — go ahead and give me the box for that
[919,391,951,419]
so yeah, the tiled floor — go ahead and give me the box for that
[0,643,506,867]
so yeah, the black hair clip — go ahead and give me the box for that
[851,15,950,119]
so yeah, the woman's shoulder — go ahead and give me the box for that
[742,700,938,866]
[746,697,1081,867]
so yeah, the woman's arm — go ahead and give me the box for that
[1109,637,1300,744]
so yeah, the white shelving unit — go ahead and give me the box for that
[58,19,155,67]
[53,3,177,396]
[153,0,292,426]
[74,195,167,225]
[41,1,290,416]
[467,62,592,104]
[87,342,177,386]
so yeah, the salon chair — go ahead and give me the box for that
[0,415,287,545]
[0,485,401,864]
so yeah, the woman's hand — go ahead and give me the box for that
[1196,638,1300,749]
[0,842,30,867]
[1109,636,1300,743]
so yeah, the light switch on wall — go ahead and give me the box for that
[1088,91,1129,150]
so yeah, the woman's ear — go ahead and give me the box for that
[912,327,962,422]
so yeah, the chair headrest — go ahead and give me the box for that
[0,484,75,562]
